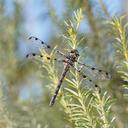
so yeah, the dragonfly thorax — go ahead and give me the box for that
[65,49,79,65]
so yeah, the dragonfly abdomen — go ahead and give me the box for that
[49,65,70,106]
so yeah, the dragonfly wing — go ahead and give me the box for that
[28,36,51,50]
[77,62,112,80]
[26,52,66,64]
[53,50,67,60]
[72,65,100,90]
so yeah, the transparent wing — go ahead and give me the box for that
[26,52,66,63]
[55,50,68,61]
[77,62,112,80]
[72,65,100,92]
[28,36,51,50]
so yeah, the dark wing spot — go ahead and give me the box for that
[35,37,38,40]
[89,79,92,82]
[83,75,86,78]
[95,84,98,87]
[28,36,32,40]
[32,53,36,56]
[91,67,95,70]
[99,70,102,72]
[106,72,108,76]
[26,54,29,58]
[47,57,50,60]
[40,55,43,57]
[41,41,44,44]
[47,45,51,49]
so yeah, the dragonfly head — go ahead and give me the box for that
[70,49,79,57]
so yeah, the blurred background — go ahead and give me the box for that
[0,0,128,128]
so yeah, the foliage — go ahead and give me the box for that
[108,16,128,127]
[109,16,128,91]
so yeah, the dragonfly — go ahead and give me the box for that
[26,36,112,106]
